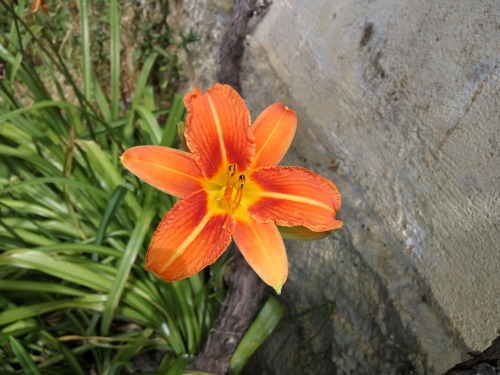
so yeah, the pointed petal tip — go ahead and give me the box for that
[233,220,288,293]
[251,102,298,168]
[273,283,283,295]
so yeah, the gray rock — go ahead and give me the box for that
[174,0,500,373]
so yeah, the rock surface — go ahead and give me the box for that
[172,0,500,373]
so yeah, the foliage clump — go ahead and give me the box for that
[0,1,225,373]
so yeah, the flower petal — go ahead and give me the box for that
[121,146,203,199]
[246,166,343,231]
[251,103,297,168]
[184,84,255,181]
[146,190,235,281]
[233,218,288,294]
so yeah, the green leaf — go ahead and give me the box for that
[79,0,91,102]
[0,295,107,326]
[161,94,185,147]
[0,280,86,297]
[76,140,123,191]
[9,336,42,375]
[58,341,86,375]
[0,100,72,123]
[32,243,122,258]
[123,52,158,144]
[136,105,162,144]
[0,250,113,291]
[94,185,128,246]
[163,354,189,375]
[228,297,284,375]
[93,74,112,122]
[100,204,155,335]
[0,176,108,199]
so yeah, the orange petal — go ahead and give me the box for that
[233,218,288,293]
[31,0,41,13]
[41,0,49,15]
[121,146,204,199]
[184,84,255,180]
[251,103,297,168]
[247,166,343,231]
[146,190,235,281]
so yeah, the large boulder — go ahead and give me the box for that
[173,1,500,373]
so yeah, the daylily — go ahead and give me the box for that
[6,0,48,15]
[30,0,49,15]
[121,84,342,293]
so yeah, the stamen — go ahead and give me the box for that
[222,163,238,202]
[228,163,237,177]
[232,174,245,211]
[218,165,246,220]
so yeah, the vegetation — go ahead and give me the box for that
[0,1,282,374]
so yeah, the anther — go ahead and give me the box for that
[232,173,245,211]
[222,164,238,202]
[218,166,246,215]
[228,163,237,177]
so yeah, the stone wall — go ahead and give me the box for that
[173,1,500,373]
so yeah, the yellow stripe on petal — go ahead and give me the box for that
[159,210,213,273]
[250,191,333,210]
[233,218,288,294]
[121,146,204,199]
[146,190,235,281]
[206,92,228,166]
[184,84,255,180]
[252,103,297,168]
[247,166,342,232]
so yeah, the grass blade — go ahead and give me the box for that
[228,296,284,375]
[58,341,86,375]
[0,177,108,200]
[9,336,42,375]
[123,52,158,143]
[161,93,185,147]
[0,100,72,123]
[136,105,162,145]
[0,250,113,291]
[0,295,107,326]
[100,203,155,335]
[0,280,86,297]
[79,0,91,101]
[94,185,128,246]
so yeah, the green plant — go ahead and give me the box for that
[0,1,285,373]
[0,1,224,373]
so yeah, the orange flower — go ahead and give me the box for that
[31,0,49,15]
[121,84,342,293]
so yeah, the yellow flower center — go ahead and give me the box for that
[217,163,245,213]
